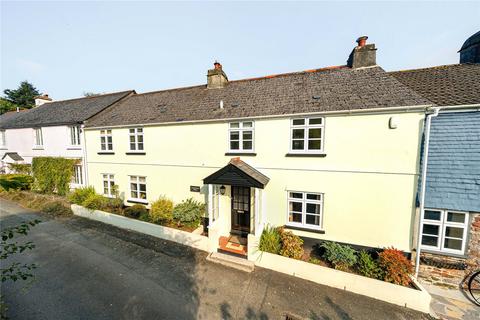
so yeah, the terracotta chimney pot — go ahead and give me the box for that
[356,36,368,47]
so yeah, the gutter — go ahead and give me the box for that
[415,106,441,277]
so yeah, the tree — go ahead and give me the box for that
[0,98,18,115]
[3,81,40,109]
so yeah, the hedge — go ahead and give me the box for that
[0,174,34,191]
[31,157,77,195]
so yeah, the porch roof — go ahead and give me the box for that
[203,158,270,189]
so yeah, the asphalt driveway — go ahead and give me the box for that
[0,199,431,320]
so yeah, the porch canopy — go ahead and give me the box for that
[203,158,270,189]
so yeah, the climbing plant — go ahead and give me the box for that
[31,157,77,195]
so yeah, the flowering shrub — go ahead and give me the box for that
[378,247,413,286]
[279,229,304,260]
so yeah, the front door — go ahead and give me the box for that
[231,186,251,235]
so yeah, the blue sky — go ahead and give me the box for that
[1,1,479,100]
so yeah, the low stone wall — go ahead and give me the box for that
[419,213,480,288]
[71,204,211,252]
[253,251,432,314]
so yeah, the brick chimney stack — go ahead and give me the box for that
[347,36,377,68]
[34,94,53,107]
[207,61,228,89]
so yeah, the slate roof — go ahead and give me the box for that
[424,111,480,212]
[389,64,480,106]
[1,152,24,161]
[85,66,432,128]
[0,91,134,129]
[204,158,270,189]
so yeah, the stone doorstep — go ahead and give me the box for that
[420,281,472,304]
[207,252,255,273]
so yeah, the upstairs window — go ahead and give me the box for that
[100,129,113,151]
[33,128,43,148]
[421,209,469,255]
[130,176,147,201]
[287,191,324,230]
[290,117,324,153]
[69,126,81,146]
[102,174,115,197]
[229,121,254,152]
[73,165,83,185]
[0,130,5,148]
[129,128,144,151]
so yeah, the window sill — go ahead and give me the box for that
[0,147,7,150]
[284,225,325,234]
[125,152,146,155]
[419,248,468,259]
[67,147,82,150]
[98,152,115,155]
[225,152,257,156]
[285,153,326,158]
[32,147,44,150]
[127,199,148,205]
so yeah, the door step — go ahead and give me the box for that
[207,252,255,273]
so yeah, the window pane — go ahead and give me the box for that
[230,131,239,140]
[107,130,112,134]
[306,194,321,201]
[308,128,322,139]
[131,191,137,198]
[242,122,252,128]
[306,203,321,214]
[289,212,302,223]
[101,130,105,134]
[103,181,108,188]
[243,131,252,140]
[131,183,137,191]
[130,143,136,150]
[309,118,323,125]
[137,135,144,143]
[103,174,107,179]
[289,201,302,212]
[129,129,135,134]
[292,129,304,139]
[289,192,303,199]
[138,143,144,150]
[101,137,106,144]
[139,184,146,192]
[292,140,304,150]
[424,210,441,221]
[308,140,321,150]
[137,128,143,133]
[230,141,239,150]
[139,177,146,183]
[107,137,112,143]
[306,214,320,226]
[447,212,466,224]
[422,224,439,236]
[243,141,253,150]
[130,136,135,143]
[292,119,305,126]
[230,123,239,128]
[444,238,462,250]
[445,226,464,238]
[421,235,438,247]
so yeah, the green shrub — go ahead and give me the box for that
[149,196,174,224]
[259,226,282,254]
[8,163,32,175]
[279,229,304,260]
[356,250,382,279]
[308,257,322,265]
[82,193,105,211]
[172,198,205,226]
[322,241,357,271]
[0,174,33,191]
[124,204,147,219]
[41,200,72,216]
[102,197,124,214]
[378,247,413,286]
[68,186,96,205]
[31,157,76,195]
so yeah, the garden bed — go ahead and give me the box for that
[0,189,72,216]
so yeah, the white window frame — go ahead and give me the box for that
[290,117,325,153]
[69,126,81,146]
[129,128,144,151]
[228,121,254,152]
[102,174,115,197]
[286,191,324,230]
[73,165,83,185]
[420,208,469,255]
[0,130,6,148]
[33,128,43,148]
[100,129,113,151]
[129,175,147,202]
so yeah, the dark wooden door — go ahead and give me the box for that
[231,186,250,234]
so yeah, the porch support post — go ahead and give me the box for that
[208,184,213,226]
[254,188,261,237]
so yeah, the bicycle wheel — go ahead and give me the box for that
[468,270,480,306]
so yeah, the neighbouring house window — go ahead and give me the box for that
[229,121,254,152]
[102,174,115,197]
[290,117,324,153]
[421,209,469,254]
[69,126,81,146]
[129,128,144,151]
[73,165,83,185]
[100,129,113,151]
[287,191,323,229]
[33,128,43,147]
[130,176,147,201]
[0,130,5,148]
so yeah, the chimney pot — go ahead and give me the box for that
[347,35,377,68]
[207,61,228,89]
[356,36,368,47]
[214,61,222,70]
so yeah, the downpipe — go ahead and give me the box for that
[415,107,440,277]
